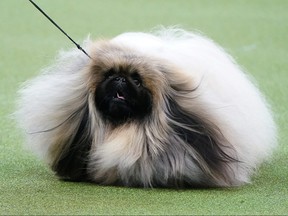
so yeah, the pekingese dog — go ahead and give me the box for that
[16,28,277,188]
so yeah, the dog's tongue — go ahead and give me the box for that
[117,92,125,100]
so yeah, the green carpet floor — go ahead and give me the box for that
[1,0,287,215]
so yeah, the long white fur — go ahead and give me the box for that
[112,29,277,182]
[16,28,277,186]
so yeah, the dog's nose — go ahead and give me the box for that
[115,76,126,83]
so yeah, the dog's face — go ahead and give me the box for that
[95,66,153,125]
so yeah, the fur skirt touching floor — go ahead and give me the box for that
[16,28,277,188]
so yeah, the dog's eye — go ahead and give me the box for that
[131,73,142,87]
[104,70,115,79]
[133,78,141,87]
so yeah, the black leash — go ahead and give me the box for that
[28,0,91,59]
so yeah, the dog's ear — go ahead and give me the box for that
[51,105,92,182]
[166,97,236,183]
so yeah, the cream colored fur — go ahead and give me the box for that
[16,28,277,187]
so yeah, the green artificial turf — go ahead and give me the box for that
[1,0,288,215]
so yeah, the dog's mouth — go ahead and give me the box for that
[113,91,126,101]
